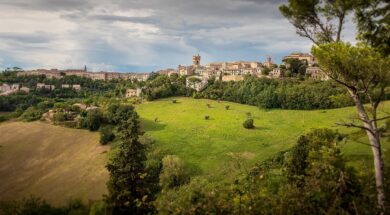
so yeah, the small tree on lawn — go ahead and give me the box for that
[243,119,255,129]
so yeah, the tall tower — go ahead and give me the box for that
[264,55,273,68]
[192,54,201,67]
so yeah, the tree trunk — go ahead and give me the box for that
[349,90,387,213]
[367,130,386,213]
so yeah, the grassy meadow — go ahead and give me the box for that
[0,97,389,205]
[136,97,390,178]
[0,121,109,206]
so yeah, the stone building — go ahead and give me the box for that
[269,68,282,78]
[263,56,275,68]
[306,67,329,81]
[72,85,82,91]
[186,76,208,91]
[126,88,142,98]
[20,87,30,93]
[283,53,317,66]
[193,54,201,67]
[222,75,244,82]
[36,83,55,90]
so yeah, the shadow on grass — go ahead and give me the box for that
[253,126,270,131]
[141,118,167,132]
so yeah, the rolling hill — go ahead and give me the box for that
[0,121,109,206]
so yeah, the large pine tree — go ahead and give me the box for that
[105,111,154,214]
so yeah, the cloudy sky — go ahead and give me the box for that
[0,0,357,72]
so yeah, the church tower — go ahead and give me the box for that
[192,54,201,67]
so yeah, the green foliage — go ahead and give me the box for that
[159,155,190,190]
[143,74,191,101]
[279,0,355,44]
[89,201,108,215]
[21,107,44,122]
[106,104,135,125]
[105,111,155,214]
[53,112,70,123]
[312,42,390,91]
[99,126,115,145]
[199,77,357,110]
[0,196,65,215]
[204,115,210,120]
[356,0,390,56]
[283,58,307,77]
[155,177,232,214]
[81,110,103,131]
[243,118,254,129]
[0,94,43,111]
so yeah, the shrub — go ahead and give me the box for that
[172,99,177,103]
[243,118,255,129]
[159,155,190,189]
[207,104,211,108]
[100,126,115,145]
[85,110,103,131]
[53,112,68,123]
[89,201,108,215]
[21,107,44,122]
[205,115,210,120]
[225,105,230,110]
[0,115,8,122]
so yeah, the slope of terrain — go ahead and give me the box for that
[136,97,390,178]
[0,121,109,206]
[1,98,389,205]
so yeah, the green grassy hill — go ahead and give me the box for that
[1,98,388,205]
[137,97,390,178]
[0,121,109,206]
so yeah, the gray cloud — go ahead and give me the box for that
[0,0,356,71]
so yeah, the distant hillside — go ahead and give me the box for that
[0,121,109,206]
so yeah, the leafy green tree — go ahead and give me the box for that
[280,0,389,210]
[105,111,155,214]
[355,0,389,56]
[99,126,115,145]
[106,104,135,125]
[282,129,363,214]
[312,43,390,210]
[84,110,103,131]
[283,58,307,77]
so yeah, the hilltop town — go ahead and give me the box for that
[1,52,328,95]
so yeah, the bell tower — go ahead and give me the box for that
[192,54,201,67]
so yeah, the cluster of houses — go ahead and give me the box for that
[17,66,150,81]
[36,83,82,91]
[158,53,328,91]
[0,82,82,96]
[8,52,329,95]
[0,83,30,96]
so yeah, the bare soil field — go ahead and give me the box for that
[0,121,109,206]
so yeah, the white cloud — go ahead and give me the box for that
[0,0,358,71]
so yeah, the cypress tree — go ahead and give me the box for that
[105,111,154,214]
